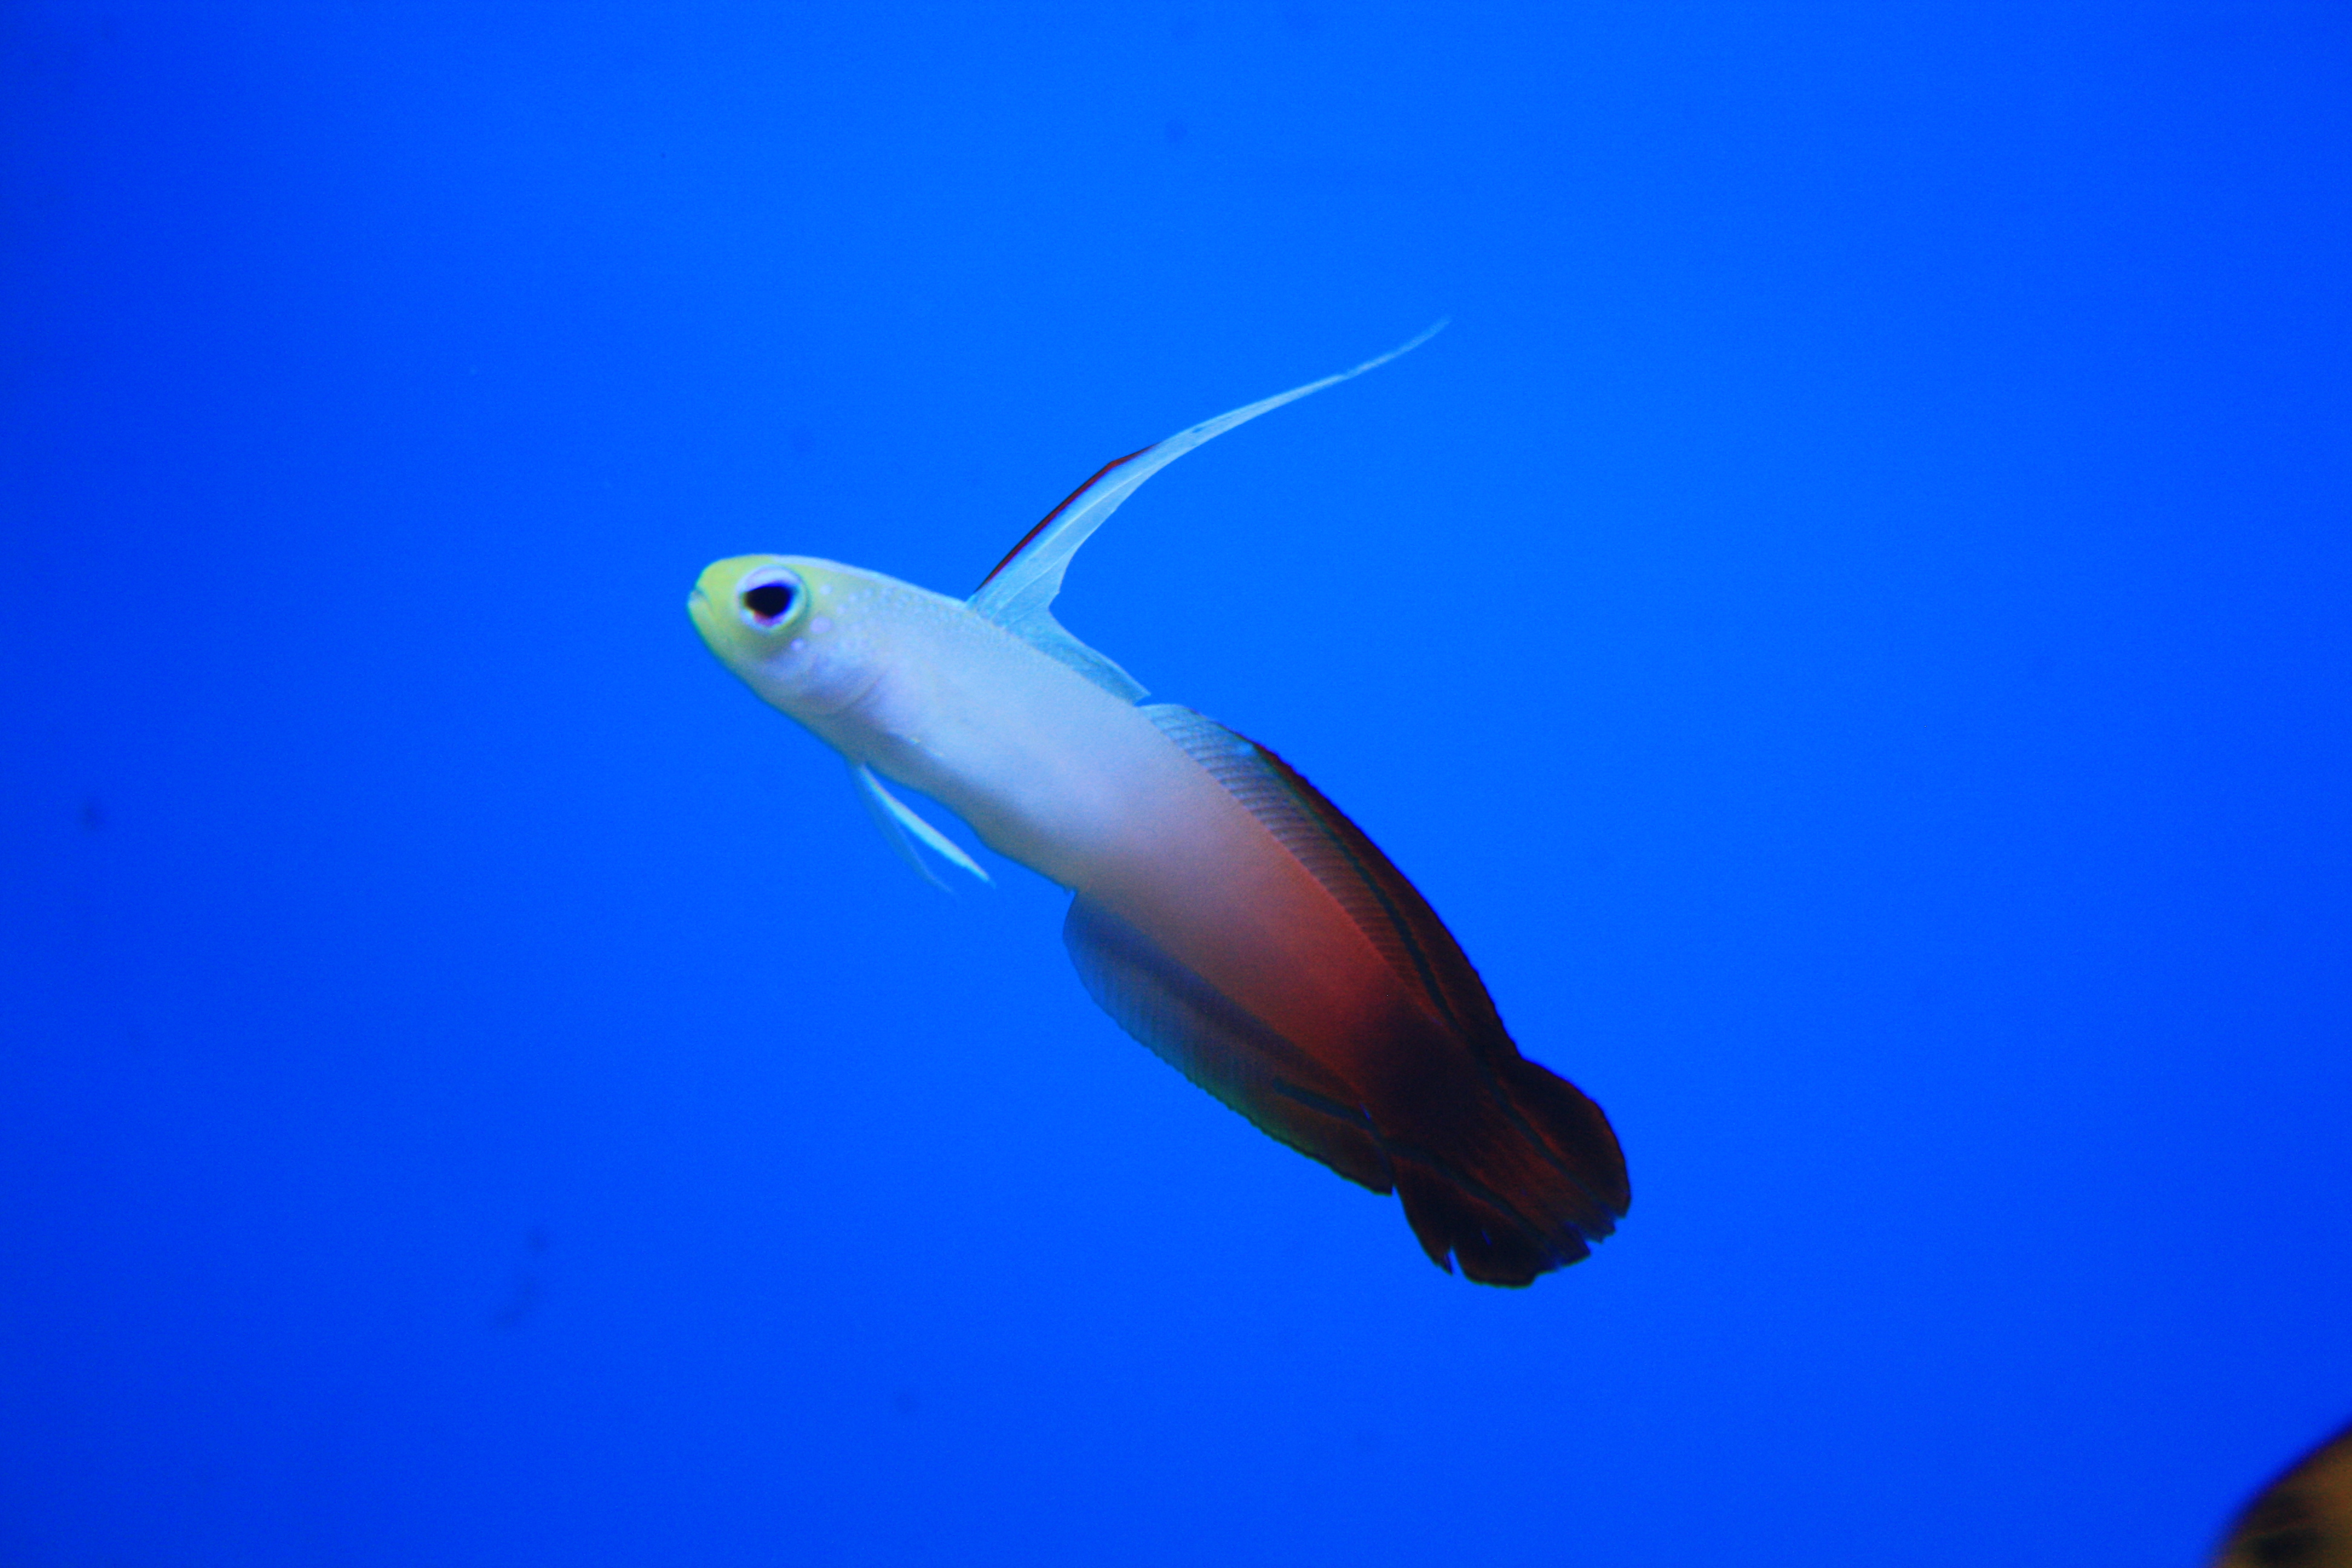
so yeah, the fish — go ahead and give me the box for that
[687,328,1628,1285]
[2212,1418,2352,1567]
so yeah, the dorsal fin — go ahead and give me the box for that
[1142,707,1511,1061]
[974,448,1155,595]
[966,322,1447,701]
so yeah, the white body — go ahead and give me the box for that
[773,566,1197,887]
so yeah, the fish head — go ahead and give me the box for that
[688,554,883,719]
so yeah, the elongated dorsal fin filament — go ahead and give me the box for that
[975,447,1153,595]
[966,321,1446,637]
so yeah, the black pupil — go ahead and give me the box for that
[743,582,795,621]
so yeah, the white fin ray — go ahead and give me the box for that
[966,321,1448,695]
[851,763,992,891]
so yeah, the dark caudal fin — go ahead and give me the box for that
[1384,1050,1627,1286]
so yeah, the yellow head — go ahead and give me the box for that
[687,555,885,721]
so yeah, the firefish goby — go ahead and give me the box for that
[687,327,1628,1285]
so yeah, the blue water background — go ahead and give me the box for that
[4,4,2348,1563]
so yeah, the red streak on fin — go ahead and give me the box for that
[973,445,1155,594]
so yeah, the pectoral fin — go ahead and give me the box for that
[851,763,992,891]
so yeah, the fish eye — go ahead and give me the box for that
[743,583,794,619]
[737,572,805,632]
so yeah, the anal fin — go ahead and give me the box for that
[1063,896,1393,1195]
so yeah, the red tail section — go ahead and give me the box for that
[1062,707,1630,1286]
